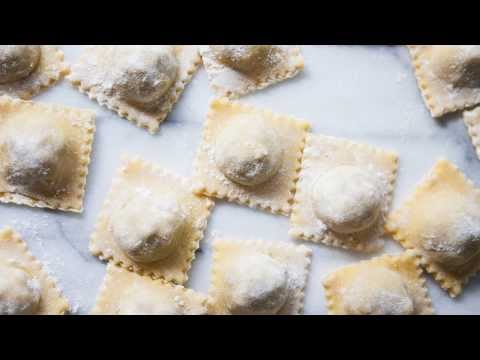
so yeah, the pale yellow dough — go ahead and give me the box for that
[90,155,214,285]
[386,159,480,297]
[289,133,398,252]
[408,45,480,117]
[323,251,433,315]
[68,45,201,134]
[0,96,95,212]
[91,263,208,315]
[208,239,312,315]
[193,98,310,216]
[0,227,69,315]
[200,45,304,98]
[0,45,68,99]
[464,106,480,159]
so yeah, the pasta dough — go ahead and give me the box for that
[429,46,480,89]
[323,252,433,315]
[108,46,178,107]
[0,262,41,315]
[342,267,414,315]
[2,119,70,197]
[214,115,283,187]
[419,192,480,269]
[0,46,41,84]
[92,263,207,315]
[117,284,182,315]
[222,253,289,315]
[108,188,186,263]
[312,166,383,234]
[386,159,480,297]
[464,106,480,160]
[211,45,273,74]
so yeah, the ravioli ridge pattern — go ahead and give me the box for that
[464,107,480,160]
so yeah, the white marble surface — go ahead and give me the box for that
[3,45,480,315]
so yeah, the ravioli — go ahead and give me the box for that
[386,159,480,297]
[0,96,95,212]
[92,264,208,315]
[409,45,480,117]
[208,239,312,315]
[200,45,304,98]
[324,251,433,315]
[0,45,68,99]
[0,227,69,315]
[193,98,309,216]
[69,45,201,133]
[290,134,398,252]
[90,155,214,284]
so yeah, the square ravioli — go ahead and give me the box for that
[208,239,312,315]
[289,134,398,252]
[200,45,304,98]
[464,106,480,159]
[0,227,69,315]
[323,251,433,315]
[193,98,310,216]
[386,159,480,297]
[0,45,68,99]
[408,45,480,118]
[0,96,96,212]
[90,155,214,285]
[68,45,201,134]
[91,263,208,315]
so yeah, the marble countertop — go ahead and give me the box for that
[4,45,480,315]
